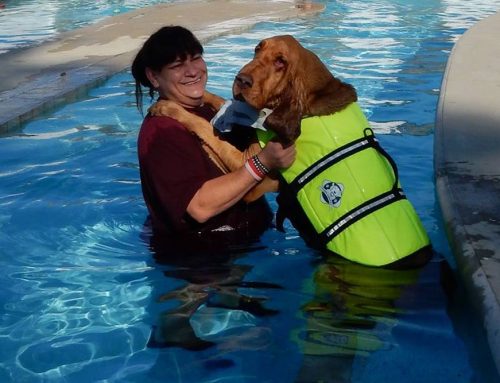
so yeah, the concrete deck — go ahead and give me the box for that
[0,0,322,133]
[435,11,500,374]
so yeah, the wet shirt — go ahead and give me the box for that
[137,103,272,247]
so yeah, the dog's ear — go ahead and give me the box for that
[264,108,302,145]
[264,84,302,144]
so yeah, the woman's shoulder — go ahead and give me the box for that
[142,102,214,129]
[138,114,198,155]
[140,114,190,137]
[143,113,183,128]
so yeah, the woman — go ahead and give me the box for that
[132,26,296,253]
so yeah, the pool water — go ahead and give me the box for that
[0,0,172,54]
[1,0,500,382]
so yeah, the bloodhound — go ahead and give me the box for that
[149,35,357,202]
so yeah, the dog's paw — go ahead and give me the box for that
[148,99,184,118]
[203,91,225,110]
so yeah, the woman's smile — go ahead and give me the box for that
[152,54,208,108]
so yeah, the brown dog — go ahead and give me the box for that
[149,35,356,201]
[232,35,356,144]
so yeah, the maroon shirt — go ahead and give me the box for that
[137,103,272,245]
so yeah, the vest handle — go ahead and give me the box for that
[364,127,400,191]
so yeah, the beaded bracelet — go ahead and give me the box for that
[244,155,269,182]
[252,155,270,175]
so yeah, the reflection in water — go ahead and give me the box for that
[294,255,429,382]
[144,213,459,383]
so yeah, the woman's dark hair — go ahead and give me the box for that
[131,25,204,114]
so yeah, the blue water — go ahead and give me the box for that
[1,1,500,382]
[0,0,172,54]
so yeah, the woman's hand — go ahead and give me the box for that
[257,140,296,171]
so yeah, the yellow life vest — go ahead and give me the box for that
[257,103,430,266]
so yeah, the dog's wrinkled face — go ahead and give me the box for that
[232,35,301,111]
[232,35,357,143]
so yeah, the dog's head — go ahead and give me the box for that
[233,35,357,144]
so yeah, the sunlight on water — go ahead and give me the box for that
[1,0,500,382]
[0,0,172,54]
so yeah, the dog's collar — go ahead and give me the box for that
[211,100,272,132]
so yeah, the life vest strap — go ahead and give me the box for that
[278,126,406,244]
[319,188,407,245]
[289,128,381,194]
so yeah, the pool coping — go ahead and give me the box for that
[435,11,500,375]
[0,0,323,133]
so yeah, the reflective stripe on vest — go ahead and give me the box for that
[257,102,430,266]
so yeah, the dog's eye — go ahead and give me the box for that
[274,56,287,70]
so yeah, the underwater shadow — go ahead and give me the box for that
[142,220,283,352]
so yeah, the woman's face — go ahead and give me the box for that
[154,53,207,108]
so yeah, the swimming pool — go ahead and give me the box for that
[1,0,500,382]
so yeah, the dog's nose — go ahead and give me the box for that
[235,73,253,89]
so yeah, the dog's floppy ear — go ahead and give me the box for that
[263,83,302,144]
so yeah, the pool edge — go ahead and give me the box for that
[435,10,500,377]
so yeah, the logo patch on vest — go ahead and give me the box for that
[320,180,344,207]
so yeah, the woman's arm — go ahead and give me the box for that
[187,140,296,222]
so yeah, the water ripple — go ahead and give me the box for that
[0,0,174,54]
